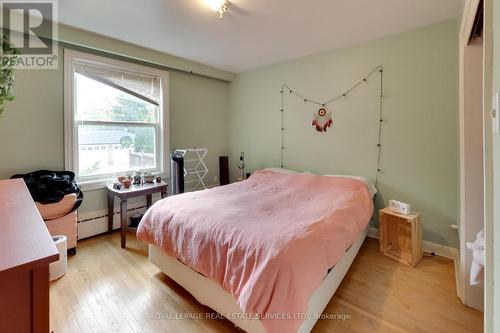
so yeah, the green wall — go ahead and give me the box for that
[0,25,231,214]
[228,20,459,247]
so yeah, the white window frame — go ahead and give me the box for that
[64,49,169,190]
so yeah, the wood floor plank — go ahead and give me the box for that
[50,232,482,333]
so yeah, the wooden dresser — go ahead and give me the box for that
[0,179,59,333]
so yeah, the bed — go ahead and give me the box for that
[137,168,376,333]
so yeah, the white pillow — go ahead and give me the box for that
[262,168,377,198]
[263,167,378,198]
[324,174,378,197]
[262,167,302,174]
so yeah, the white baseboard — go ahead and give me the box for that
[77,199,155,239]
[367,227,458,260]
[367,226,379,240]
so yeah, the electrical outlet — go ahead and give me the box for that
[493,92,499,133]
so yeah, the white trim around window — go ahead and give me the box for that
[64,49,170,191]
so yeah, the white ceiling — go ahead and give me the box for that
[58,0,461,73]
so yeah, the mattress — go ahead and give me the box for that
[138,170,374,332]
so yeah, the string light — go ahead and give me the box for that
[280,65,384,185]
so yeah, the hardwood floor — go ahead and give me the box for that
[50,232,482,333]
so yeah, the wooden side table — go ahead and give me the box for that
[107,181,168,248]
[379,207,422,267]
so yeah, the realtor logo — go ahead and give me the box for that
[0,0,58,69]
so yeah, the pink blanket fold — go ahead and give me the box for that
[137,170,373,333]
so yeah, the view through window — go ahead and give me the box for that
[66,52,167,184]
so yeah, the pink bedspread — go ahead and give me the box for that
[137,170,373,333]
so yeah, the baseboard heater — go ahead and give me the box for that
[77,203,148,239]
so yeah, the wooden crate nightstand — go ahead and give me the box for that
[379,207,423,267]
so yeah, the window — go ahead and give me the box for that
[64,50,169,189]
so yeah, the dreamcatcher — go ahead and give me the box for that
[312,108,333,132]
[281,66,382,135]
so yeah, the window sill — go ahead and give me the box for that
[78,179,111,192]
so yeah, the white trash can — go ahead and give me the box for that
[50,235,68,281]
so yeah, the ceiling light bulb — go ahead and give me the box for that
[206,0,226,12]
